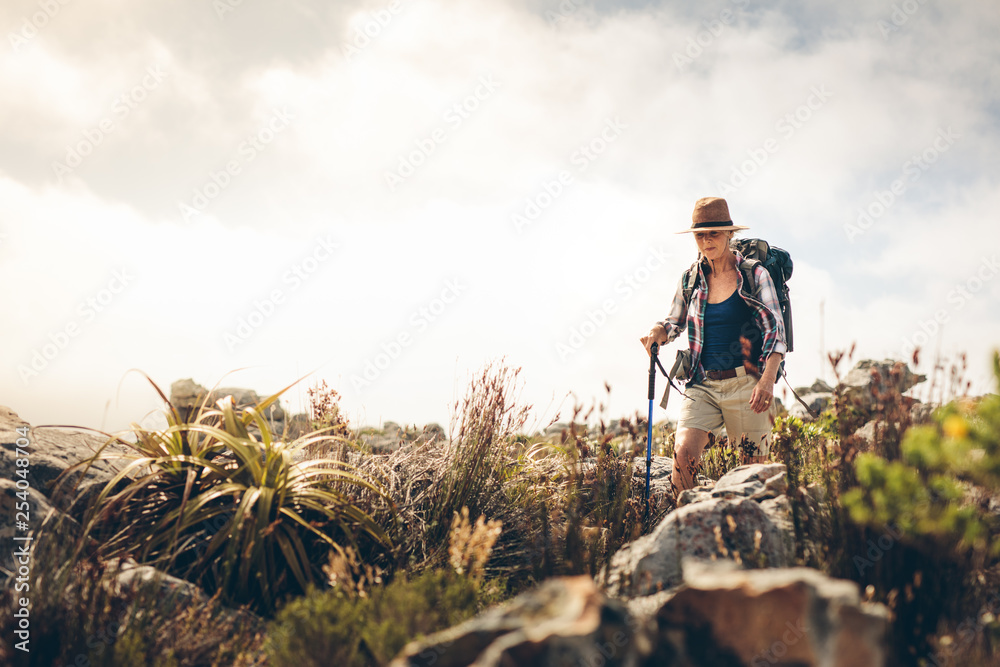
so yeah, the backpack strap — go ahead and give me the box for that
[681,263,699,305]
[738,258,760,298]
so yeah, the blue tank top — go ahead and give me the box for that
[702,289,763,371]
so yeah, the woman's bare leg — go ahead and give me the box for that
[671,427,711,492]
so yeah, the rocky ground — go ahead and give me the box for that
[391,461,888,667]
[1,406,888,666]
[2,358,944,666]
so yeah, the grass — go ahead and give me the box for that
[4,351,1000,665]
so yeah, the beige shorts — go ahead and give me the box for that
[677,367,775,456]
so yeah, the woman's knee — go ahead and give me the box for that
[674,428,708,463]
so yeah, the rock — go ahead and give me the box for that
[108,560,267,641]
[910,401,936,424]
[543,421,592,438]
[114,561,211,610]
[853,420,878,444]
[840,359,926,413]
[0,406,130,508]
[787,392,832,420]
[285,413,312,439]
[603,464,794,598]
[169,378,208,410]
[713,463,786,492]
[632,456,673,499]
[787,361,926,421]
[169,380,286,423]
[390,575,646,667]
[0,478,63,573]
[809,379,834,394]
[647,560,889,667]
[794,379,834,396]
[419,423,446,444]
[213,387,286,422]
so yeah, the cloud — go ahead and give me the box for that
[1,0,998,430]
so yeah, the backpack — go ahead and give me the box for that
[681,238,794,353]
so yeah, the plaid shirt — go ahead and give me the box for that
[659,250,787,384]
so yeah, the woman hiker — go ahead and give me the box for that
[640,197,788,493]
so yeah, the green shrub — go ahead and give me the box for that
[842,351,1000,559]
[834,350,1000,661]
[266,569,480,667]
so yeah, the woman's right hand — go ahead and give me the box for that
[639,324,668,356]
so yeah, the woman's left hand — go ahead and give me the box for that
[749,376,774,413]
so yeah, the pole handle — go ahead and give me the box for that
[647,342,659,400]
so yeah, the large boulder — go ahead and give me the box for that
[169,379,286,423]
[390,576,645,667]
[787,379,836,420]
[646,560,889,667]
[839,359,925,413]
[603,464,794,598]
[787,361,926,421]
[0,406,129,508]
[786,392,833,421]
[169,378,209,411]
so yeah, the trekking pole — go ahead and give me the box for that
[645,342,658,506]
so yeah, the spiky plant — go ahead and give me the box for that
[61,376,390,614]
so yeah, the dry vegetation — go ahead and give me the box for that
[1,351,999,666]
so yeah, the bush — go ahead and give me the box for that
[62,376,390,615]
[266,569,480,667]
[815,349,1000,663]
[843,352,1000,560]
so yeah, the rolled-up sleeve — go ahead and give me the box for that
[658,274,689,345]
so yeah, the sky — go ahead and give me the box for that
[2,0,999,436]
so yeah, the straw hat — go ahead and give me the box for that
[676,197,750,233]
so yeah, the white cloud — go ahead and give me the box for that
[1,0,998,432]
